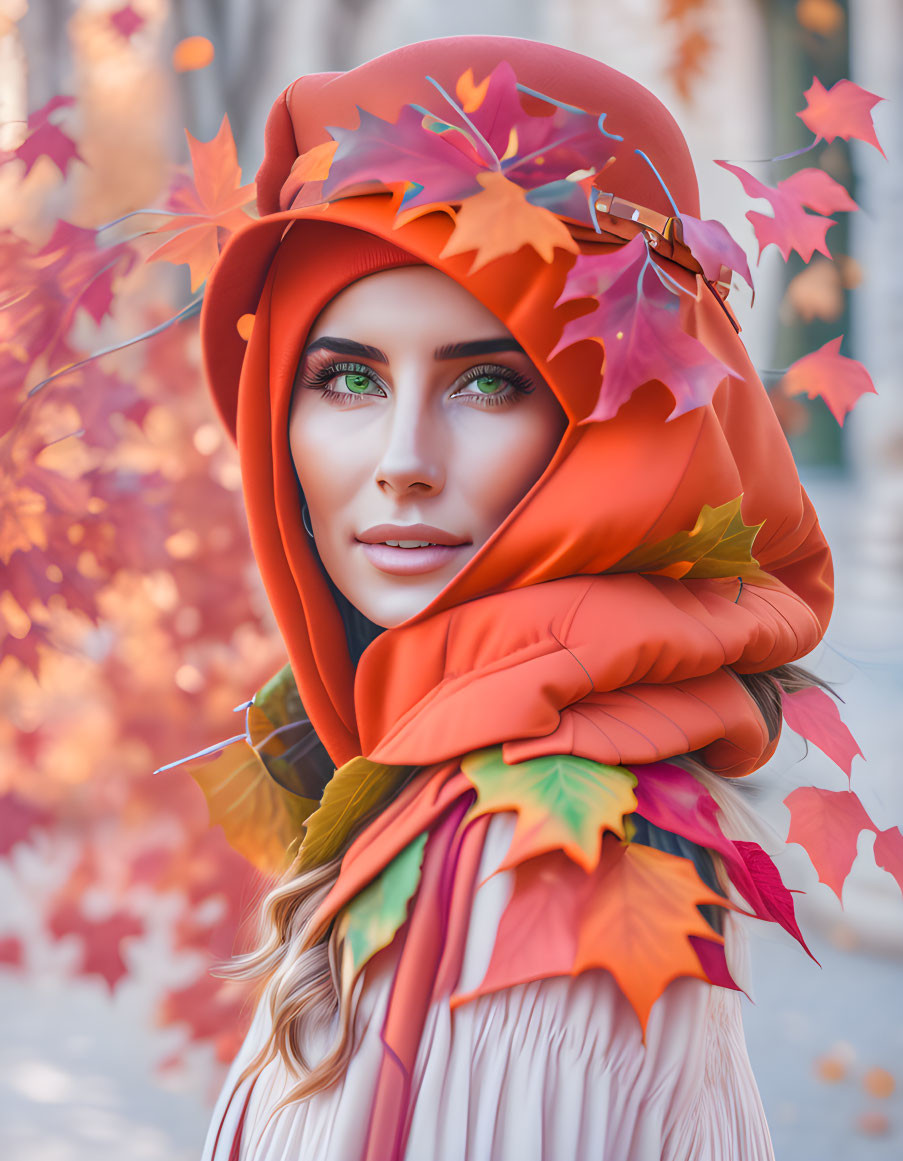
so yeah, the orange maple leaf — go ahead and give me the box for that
[147,115,256,291]
[439,170,578,272]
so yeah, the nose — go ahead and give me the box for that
[374,390,445,496]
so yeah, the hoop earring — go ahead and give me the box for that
[301,502,314,539]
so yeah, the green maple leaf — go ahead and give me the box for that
[460,747,637,872]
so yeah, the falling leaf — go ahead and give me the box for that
[339,831,427,980]
[147,116,255,291]
[872,827,903,896]
[188,738,315,875]
[552,234,742,421]
[678,213,753,292]
[172,35,215,73]
[609,495,764,580]
[783,258,845,323]
[795,0,845,37]
[0,936,24,967]
[780,685,864,776]
[784,786,876,901]
[460,747,637,872]
[6,96,82,177]
[797,77,885,157]
[440,171,578,271]
[297,755,410,871]
[109,4,146,38]
[452,836,731,1031]
[715,160,856,263]
[47,898,144,990]
[781,336,877,425]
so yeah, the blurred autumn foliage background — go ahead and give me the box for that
[0,1,901,1159]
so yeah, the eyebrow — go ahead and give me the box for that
[302,336,526,362]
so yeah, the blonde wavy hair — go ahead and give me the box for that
[213,661,833,1115]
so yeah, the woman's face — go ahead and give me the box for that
[289,265,568,628]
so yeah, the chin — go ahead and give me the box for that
[352,583,445,629]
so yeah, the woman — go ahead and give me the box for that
[198,35,833,1161]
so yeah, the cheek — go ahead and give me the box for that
[289,406,366,523]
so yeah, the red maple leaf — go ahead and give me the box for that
[872,827,903,896]
[715,160,856,262]
[9,96,82,177]
[781,336,877,425]
[784,786,875,902]
[780,685,864,777]
[147,116,256,291]
[109,4,146,38]
[797,77,886,158]
[47,897,145,990]
[552,233,743,421]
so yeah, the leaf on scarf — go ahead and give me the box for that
[439,171,579,271]
[147,116,256,291]
[872,827,903,897]
[552,234,741,421]
[609,495,764,580]
[784,786,876,902]
[460,747,637,872]
[188,738,316,875]
[715,160,856,263]
[7,95,82,177]
[781,336,877,426]
[677,213,753,293]
[339,830,428,981]
[452,837,731,1032]
[797,77,886,158]
[297,755,410,871]
[780,685,864,777]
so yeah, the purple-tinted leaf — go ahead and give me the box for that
[678,213,753,292]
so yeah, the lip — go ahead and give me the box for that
[355,524,472,577]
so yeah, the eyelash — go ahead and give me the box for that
[297,360,535,408]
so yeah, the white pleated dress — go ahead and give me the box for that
[203,813,774,1161]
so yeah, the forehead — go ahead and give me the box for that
[308,265,513,342]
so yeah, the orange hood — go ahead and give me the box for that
[200,37,833,778]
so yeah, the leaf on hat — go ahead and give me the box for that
[450,836,732,1033]
[460,747,637,872]
[780,685,864,779]
[552,233,742,421]
[147,115,256,291]
[439,171,579,270]
[608,495,764,580]
[677,213,753,293]
[780,335,877,425]
[797,77,886,158]
[715,160,856,264]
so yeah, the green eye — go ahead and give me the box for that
[343,372,373,393]
[473,375,505,394]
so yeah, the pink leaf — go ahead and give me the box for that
[872,827,903,897]
[109,4,146,38]
[797,77,886,158]
[715,160,856,263]
[0,793,52,856]
[784,786,875,902]
[733,840,815,960]
[781,337,877,426]
[11,96,82,177]
[48,899,144,990]
[678,213,753,292]
[552,234,742,421]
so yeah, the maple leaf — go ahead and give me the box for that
[0,793,52,855]
[8,96,82,177]
[147,116,256,291]
[440,171,578,271]
[109,4,146,38]
[797,77,886,157]
[872,827,903,897]
[784,786,876,902]
[48,898,144,990]
[781,335,877,425]
[552,234,742,421]
[732,840,813,959]
[678,214,753,293]
[297,755,410,871]
[187,738,315,875]
[715,160,856,262]
[0,480,47,564]
[780,685,864,778]
[460,747,637,872]
[158,972,253,1063]
[452,837,730,1031]
[609,495,763,580]
[338,831,427,982]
